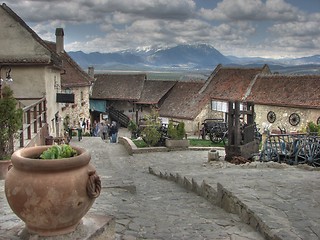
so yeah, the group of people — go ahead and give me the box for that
[92,120,119,143]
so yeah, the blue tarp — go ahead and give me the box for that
[90,99,107,113]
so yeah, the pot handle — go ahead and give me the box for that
[86,170,101,199]
[8,164,13,171]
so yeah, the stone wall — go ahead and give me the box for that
[255,104,320,133]
[61,85,90,131]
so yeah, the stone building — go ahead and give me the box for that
[0,3,63,139]
[46,28,93,132]
[245,74,320,133]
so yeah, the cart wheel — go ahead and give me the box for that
[209,132,222,143]
[295,143,320,167]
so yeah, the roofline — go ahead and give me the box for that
[254,102,320,110]
[1,3,62,68]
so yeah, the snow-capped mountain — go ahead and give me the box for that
[68,44,320,73]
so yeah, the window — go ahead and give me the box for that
[211,100,228,112]
[81,91,84,101]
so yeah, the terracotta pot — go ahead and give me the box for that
[4,145,101,237]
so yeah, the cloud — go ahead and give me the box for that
[199,0,300,21]
[5,0,320,58]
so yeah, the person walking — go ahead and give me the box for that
[110,121,118,143]
[102,122,109,140]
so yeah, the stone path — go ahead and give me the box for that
[73,137,263,240]
[1,132,320,240]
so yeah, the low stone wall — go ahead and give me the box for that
[148,166,284,240]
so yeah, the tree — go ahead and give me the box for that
[0,86,23,160]
[141,108,161,146]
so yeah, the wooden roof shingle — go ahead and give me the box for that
[245,74,320,109]
[136,80,177,104]
[159,81,207,120]
[203,65,270,101]
[91,74,146,101]
[45,41,93,87]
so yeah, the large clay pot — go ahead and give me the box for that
[4,145,101,237]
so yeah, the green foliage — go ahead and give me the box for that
[189,139,225,147]
[132,139,148,148]
[307,121,320,135]
[177,122,186,140]
[0,86,23,160]
[141,108,161,146]
[127,120,138,132]
[63,115,70,131]
[142,125,161,146]
[133,138,225,148]
[40,144,77,159]
[167,120,186,140]
[167,121,177,139]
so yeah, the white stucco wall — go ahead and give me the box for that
[0,7,51,61]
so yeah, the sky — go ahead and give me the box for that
[5,0,320,58]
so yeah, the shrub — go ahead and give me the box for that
[167,120,185,140]
[142,126,161,146]
[167,121,178,140]
[307,121,320,135]
[0,86,23,160]
[177,122,186,140]
[141,108,161,146]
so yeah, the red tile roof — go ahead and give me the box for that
[91,74,146,100]
[245,74,320,109]
[202,65,270,101]
[45,41,93,87]
[159,81,207,120]
[136,80,177,104]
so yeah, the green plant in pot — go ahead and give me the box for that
[5,143,101,237]
[0,86,22,180]
[0,86,23,160]
[166,120,189,149]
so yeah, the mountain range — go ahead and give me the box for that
[68,44,320,75]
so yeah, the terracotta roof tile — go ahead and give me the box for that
[245,74,320,108]
[91,74,146,100]
[136,80,177,104]
[159,81,207,120]
[203,66,269,101]
[45,41,93,87]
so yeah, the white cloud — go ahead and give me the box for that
[4,0,320,58]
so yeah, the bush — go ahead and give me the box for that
[307,121,320,135]
[167,121,185,140]
[0,86,23,160]
[142,126,161,146]
[140,108,161,146]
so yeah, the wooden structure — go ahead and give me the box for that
[225,101,259,161]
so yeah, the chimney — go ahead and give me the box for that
[88,66,95,78]
[55,28,64,53]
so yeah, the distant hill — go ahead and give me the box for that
[68,44,320,75]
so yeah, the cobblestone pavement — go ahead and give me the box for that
[1,131,320,240]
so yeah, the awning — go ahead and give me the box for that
[90,99,106,113]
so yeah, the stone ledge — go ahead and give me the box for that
[18,213,115,240]
[148,166,294,240]
[118,136,223,155]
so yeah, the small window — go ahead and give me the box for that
[81,91,84,101]
[211,100,228,112]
